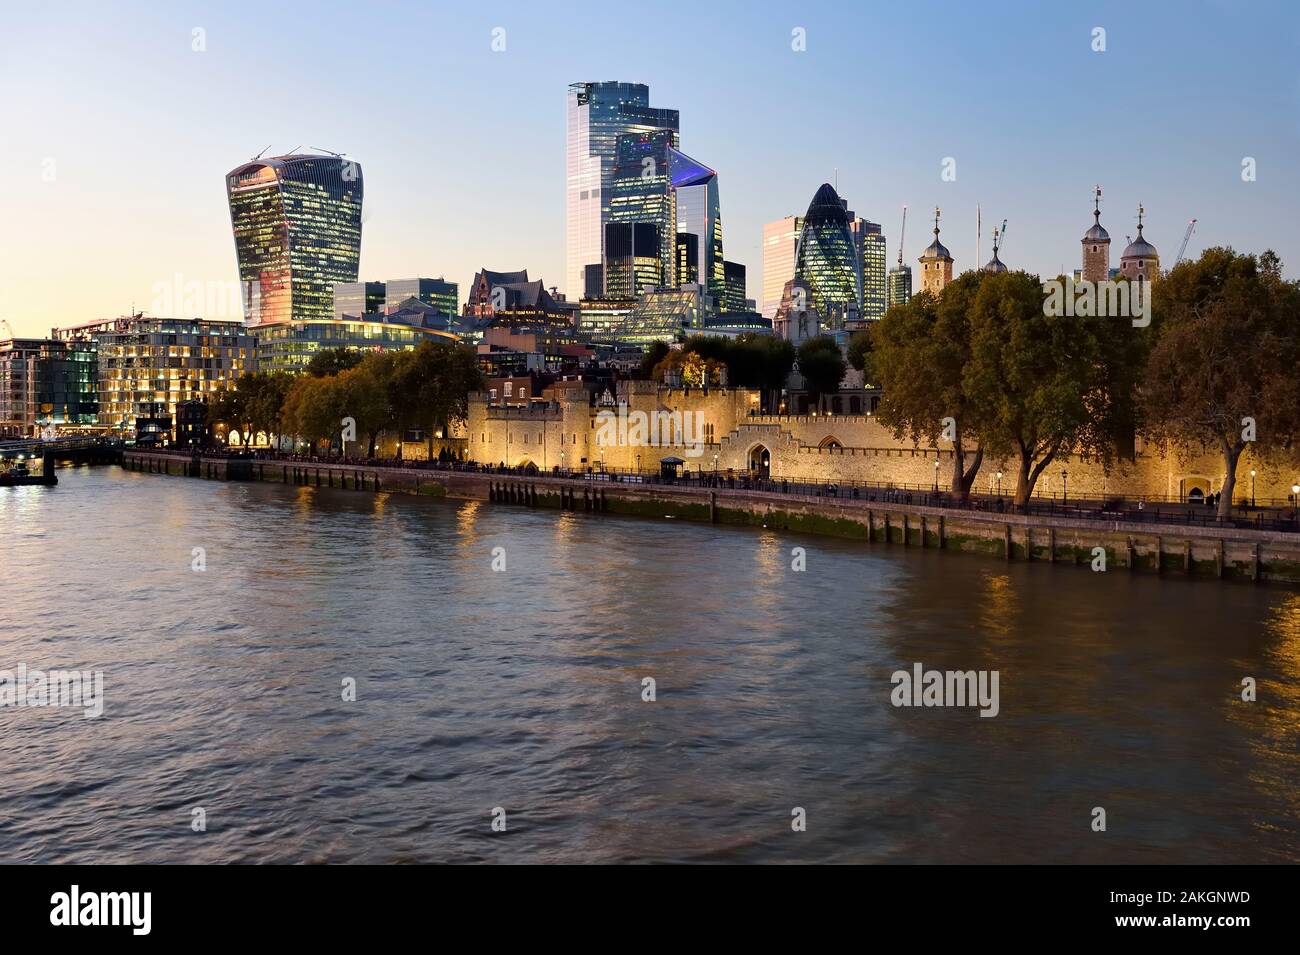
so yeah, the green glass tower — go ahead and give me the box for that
[794,183,860,324]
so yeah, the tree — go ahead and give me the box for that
[282,374,346,452]
[847,329,874,380]
[208,373,257,447]
[965,270,1142,508]
[874,284,979,498]
[250,372,295,447]
[639,341,670,379]
[1141,248,1300,518]
[337,364,391,459]
[306,347,364,378]
[796,336,846,412]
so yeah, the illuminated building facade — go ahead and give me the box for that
[604,222,663,298]
[385,278,458,316]
[853,219,887,321]
[333,281,386,320]
[59,316,255,436]
[566,82,679,299]
[255,316,457,374]
[611,284,713,346]
[225,153,363,327]
[887,264,913,308]
[794,183,861,324]
[761,216,802,317]
[0,338,97,436]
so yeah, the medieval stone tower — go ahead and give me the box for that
[918,206,954,295]
[1081,185,1111,284]
[1119,204,1160,283]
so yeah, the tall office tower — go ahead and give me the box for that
[722,261,747,312]
[565,82,679,300]
[385,278,458,315]
[853,219,887,320]
[606,130,722,298]
[674,155,725,300]
[334,281,387,319]
[761,216,802,317]
[918,207,954,295]
[794,183,861,324]
[604,222,663,298]
[676,232,700,284]
[225,152,363,327]
[887,264,912,308]
[1081,185,1111,285]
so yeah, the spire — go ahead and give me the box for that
[934,205,941,241]
[1136,202,1145,237]
[1093,184,1102,225]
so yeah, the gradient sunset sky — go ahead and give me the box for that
[2,0,1298,338]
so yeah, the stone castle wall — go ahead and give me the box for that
[466,385,1298,502]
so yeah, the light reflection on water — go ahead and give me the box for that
[0,466,1297,863]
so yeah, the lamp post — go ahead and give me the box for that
[933,458,939,491]
[1062,470,1068,503]
[1293,483,1299,528]
[996,470,1003,497]
[1250,469,1257,508]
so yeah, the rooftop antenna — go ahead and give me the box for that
[310,146,345,158]
[251,145,271,161]
[286,145,302,157]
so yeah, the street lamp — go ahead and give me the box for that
[1062,470,1069,503]
[933,458,939,491]
[1250,469,1257,507]
[996,470,1003,497]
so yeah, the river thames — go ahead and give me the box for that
[1,465,1298,863]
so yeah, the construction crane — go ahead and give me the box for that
[998,218,1008,254]
[1174,218,1197,267]
[896,205,907,267]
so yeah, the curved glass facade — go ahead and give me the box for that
[226,154,363,328]
[794,183,860,324]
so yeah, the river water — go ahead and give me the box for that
[1,465,1297,863]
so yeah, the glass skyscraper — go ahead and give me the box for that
[887,264,913,308]
[853,219,887,321]
[761,216,801,317]
[794,183,861,324]
[225,153,363,327]
[565,82,678,300]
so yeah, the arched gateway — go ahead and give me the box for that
[749,444,771,478]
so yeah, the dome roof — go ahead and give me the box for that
[1121,230,1158,260]
[921,237,951,260]
[983,251,1007,273]
[1083,222,1110,242]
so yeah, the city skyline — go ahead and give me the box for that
[4,0,1300,338]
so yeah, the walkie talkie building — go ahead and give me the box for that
[225,153,363,327]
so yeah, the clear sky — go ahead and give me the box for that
[2,0,1298,338]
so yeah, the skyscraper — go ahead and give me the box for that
[852,218,887,321]
[761,216,802,317]
[225,152,363,327]
[565,82,679,300]
[887,264,912,308]
[333,281,386,320]
[794,183,860,324]
[605,130,723,301]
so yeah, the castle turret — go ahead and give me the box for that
[918,206,953,294]
[1119,204,1159,283]
[982,227,1007,273]
[1081,184,1110,284]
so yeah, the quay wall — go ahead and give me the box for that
[122,450,1300,586]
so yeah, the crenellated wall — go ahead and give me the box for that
[465,384,1299,502]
